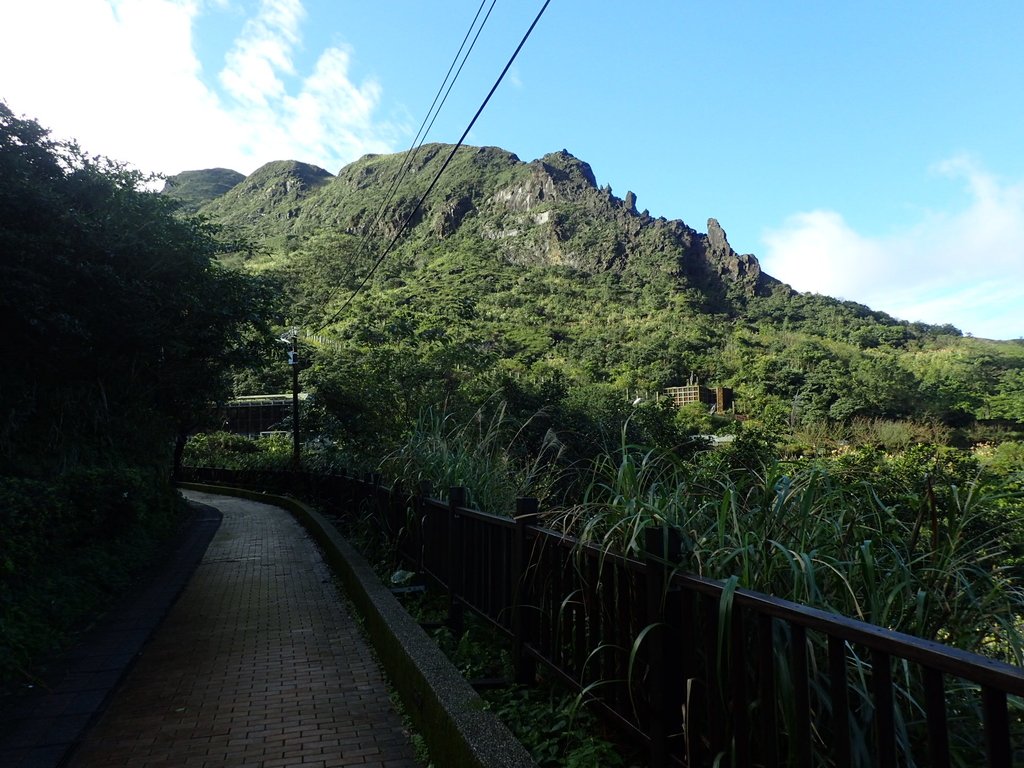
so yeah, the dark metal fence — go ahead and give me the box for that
[182,467,1024,767]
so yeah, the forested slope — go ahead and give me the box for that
[168,143,1024,459]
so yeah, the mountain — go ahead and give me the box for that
[198,160,334,242]
[182,144,777,306]
[166,144,1024,443]
[161,168,245,213]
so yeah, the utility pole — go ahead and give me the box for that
[287,331,301,471]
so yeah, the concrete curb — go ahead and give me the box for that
[177,482,538,768]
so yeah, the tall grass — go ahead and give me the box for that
[379,401,563,513]
[549,433,1024,657]
[544,432,1024,765]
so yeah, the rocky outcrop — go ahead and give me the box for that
[479,150,774,296]
[434,195,475,238]
[490,150,599,214]
[702,218,770,293]
[183,142,779,300]
[491,166,557,213]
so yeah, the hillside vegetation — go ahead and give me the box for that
[169,143,1024,465]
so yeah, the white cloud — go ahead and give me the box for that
[0,0,399,178]
[761,158,1024,340]
[219,0,303,108]
[283,47,391,160]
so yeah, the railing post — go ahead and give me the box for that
[389,480,405,555]
[417,481,432,573]
[644,525,681,768]
[513,497,539,685]
[982,686,1011,768]
[369,472,384,532]
[447,486,468,637]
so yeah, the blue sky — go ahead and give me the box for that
[2,0,1023,339]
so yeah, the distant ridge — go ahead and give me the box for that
[171,144,778,304]
[161,168,245,213]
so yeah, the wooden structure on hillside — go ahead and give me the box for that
[222,394,308,437]
[664,380,733,412]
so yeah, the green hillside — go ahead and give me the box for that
[160,167,245,213]
[180,143,1024,459]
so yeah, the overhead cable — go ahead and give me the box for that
[365,0,495,243]
[306,0,495,331]
[312,0,553,334]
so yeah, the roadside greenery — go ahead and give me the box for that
[548,436,1024,658]
[391,564,631,767]
[380,418,1024,765]
[380,402,565,513]
[187,402,1024,662]
[0,468,183,689]
[0,103,271,688]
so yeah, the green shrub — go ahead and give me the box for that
[183,431,293,471]
[485,686,626,768]
[0,468,184,690]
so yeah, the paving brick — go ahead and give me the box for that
[66,492,422,768]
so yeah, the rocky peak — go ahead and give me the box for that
[703,217,768,292]
[537,149,598,188]
[707,218,731,255]
[492,150,600,214]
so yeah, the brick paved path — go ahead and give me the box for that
[67,491,422,768]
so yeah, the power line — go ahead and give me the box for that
[412,1,498,164]
[311,0,553,335]
[305,0,495,331]
[363,0,495,250]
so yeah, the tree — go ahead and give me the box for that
[0,102,273,477]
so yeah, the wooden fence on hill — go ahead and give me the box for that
[181,467,1024,767]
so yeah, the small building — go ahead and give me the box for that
[664,382,733,413]
[222,394,308,437]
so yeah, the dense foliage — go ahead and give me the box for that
[0,103,272,687]
[0,467,181,684]
[0,103,274,476]
[171,145,1024,469]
